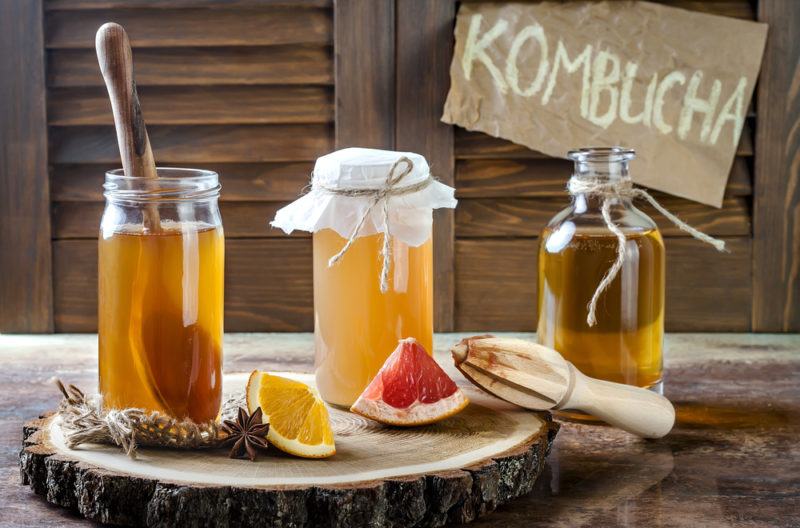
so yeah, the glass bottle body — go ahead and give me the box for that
[98,169,224,423]
[313,228,434,407]
[537,150,665,404]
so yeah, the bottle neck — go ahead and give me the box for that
[570,159,633,210]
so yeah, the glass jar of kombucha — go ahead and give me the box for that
[273,148,457,407]
[537,148,665,404]
[99,168,224,423]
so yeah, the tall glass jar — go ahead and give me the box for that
[537,148,665,399]
[272,148,457,407]
[313,229,434,407]
[99,168,224,423]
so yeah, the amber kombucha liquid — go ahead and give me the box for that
[313,229,433,407]
[537,228,664,394]
[98,222,224,423]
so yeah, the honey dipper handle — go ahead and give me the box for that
[559,364,676,439]
[95,23,157,180]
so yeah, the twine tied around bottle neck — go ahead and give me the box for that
[567,176,727,327]
[316,156,434,293]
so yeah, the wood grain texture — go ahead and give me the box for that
[651,0,755,19]
[53,239,314,332]
[45,0,332,8]
[51,162,312,202]
[21,401,555,527]
[454,124,754,159]
[396,0,456,331]
[753,0,800,332]
[50,124,333,163]
[46,8,332,48]
[334,0,395,149]
[454,237,752,332]
[6,333,800,528]
[48,46,333,86]
[52,201,305,239]
[455,158,752,198]
[456,197,751,238]
[49,86,334,125]
[0,0,53,332]
[457,0,755,20]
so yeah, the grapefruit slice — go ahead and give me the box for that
[246,371,336,458]
[350,338,469,426]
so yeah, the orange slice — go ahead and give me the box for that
[246,371,335,458]
[350,338,469,426]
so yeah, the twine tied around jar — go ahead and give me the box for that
[54,379,241,458]
[567,177,727,327]
[316,156,434,293]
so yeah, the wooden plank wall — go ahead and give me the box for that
[10,0,796,334]
[449,0,759,332]
[0,0,53,333]
[753,0,800,331]
[46,0,334,332]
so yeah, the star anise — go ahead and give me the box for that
[221,407,269,461]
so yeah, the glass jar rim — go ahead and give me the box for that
[104,167,221,203]
[567,147,636,163]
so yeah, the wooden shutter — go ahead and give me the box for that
[1,0,798,334]
[395,0,784,333]
[44,0,334,332]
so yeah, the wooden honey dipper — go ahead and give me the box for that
[95,22,160,231]
[452,335,675,438]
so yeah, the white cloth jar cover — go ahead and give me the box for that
[272,148,457,247]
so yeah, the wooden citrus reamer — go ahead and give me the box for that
[95,22,160,231]
[452,336,676,438]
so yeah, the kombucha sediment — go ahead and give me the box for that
[313,229,433,407]
[537,228,664,389]
[98,222,224,423]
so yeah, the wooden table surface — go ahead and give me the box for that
[3,333,799,527]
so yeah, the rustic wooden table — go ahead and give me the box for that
[2,333,799,527]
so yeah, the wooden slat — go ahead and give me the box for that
[51,162,312,202]
[753,1,800,332]
[456,196,751,238]
[454,237,751,332]
[455,239,538,332]
[454,130,548,160]
[725,158,753,196]
[0,0,53,332]
[334,0,395,149]
[52,201,307,239]
[46,8,331,48]
[48,86,334,125]
[459,0,755,20]
[49,124,333,163]
[396,0,456,331]
[664,237,752,332]
[46,0,331,8]
[48,46,333,87]
[653,0,755,20]
[456,157,752,197]
[454,124,754,159]
[456,158,576,197]
[51,162,311,202]
[53,239,313,332]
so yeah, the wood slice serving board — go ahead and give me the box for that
[20,372,558,528]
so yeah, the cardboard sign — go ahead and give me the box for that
[442,1,768,207]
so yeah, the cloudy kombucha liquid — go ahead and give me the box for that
[537,228,664,395]
[313,229,433,407]
[98,223,224,423]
